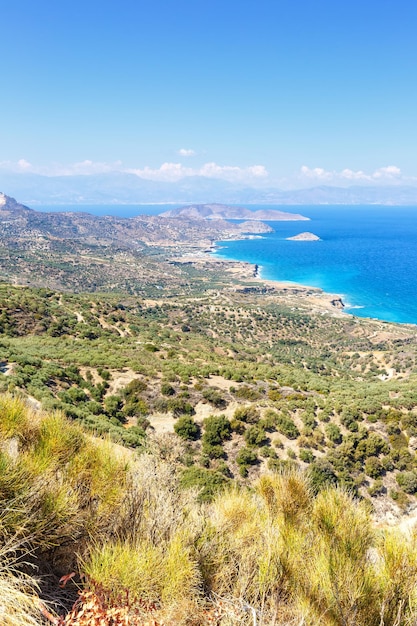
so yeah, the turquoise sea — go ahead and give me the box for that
[213,205,417,326]
[37,204,417,325]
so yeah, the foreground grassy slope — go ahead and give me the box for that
[1,283,417,512]
[1,393,417,625]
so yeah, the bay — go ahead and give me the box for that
[35,203,417,325]
[214,205,417,326]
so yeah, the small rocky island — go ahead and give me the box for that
[286,232,321,241]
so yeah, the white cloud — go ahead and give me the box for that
[0,158,268,184]
[0,159,123,176]
[17,159,32,171]
[177,148,196,157]
[0,159,34,172]
[300,164,404,184]
[127,162,269,183]
[61,160,123,175]
[372,165,401,179]
[300,166,334,181]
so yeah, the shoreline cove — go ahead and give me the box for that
[208,205,417,326]
[13,201,417,326]
[176,246,349,319]
[207,241,416,328]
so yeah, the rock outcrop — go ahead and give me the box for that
[286,232,321,241]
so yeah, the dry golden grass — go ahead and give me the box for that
[1,394,417,625]
[0,540,41,626]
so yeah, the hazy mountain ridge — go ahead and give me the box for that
[160,202,309,220]
[1,173,417,205]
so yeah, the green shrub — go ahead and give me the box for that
[299,449,314,463]
[202,442,225,459]
[144,343,159,352]
[259,446,277,459]
[365,456,384,479]
[233,405,260,424]
[202,388,226,408]
[234,386,261,401]
[308,459,338,493]
[174,416,200,440]
[396,471,417,494]
[236,447,258,467]
[230,419,245,434]
[167,398,194,417]
[244,425,267,447]
[368,479,385,496]
[275,414,300,439]
[180,466,229,502]
[123,379,147,396]
[325,423,342,444]
[203,415,231,446]
[123,399,149,417]
[268,388,282,401]
[161,383,176,396]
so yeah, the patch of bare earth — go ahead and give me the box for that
[193,400,240,423]
[105,369,143,396]
[148,412,177,434]
[204,375,241,391]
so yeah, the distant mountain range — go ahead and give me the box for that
[0,171,417,205]
[160,203,309,220]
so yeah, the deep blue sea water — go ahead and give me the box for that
[36,204,417,325]
[213,205,417,325]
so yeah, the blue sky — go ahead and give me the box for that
[1,0,416,188]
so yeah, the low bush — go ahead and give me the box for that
[244,425,267,447]
[174,416,200,440]
[275,413,300,439]
[233,405,260,423]
[180,466,229,502]
[236,446,258,467]
[325,422,342,444]
[396,471,417,494]
[202,415,231,446]
[202,388,226,408]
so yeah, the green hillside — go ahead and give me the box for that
[2,279,417,623]
[1,283,417,510]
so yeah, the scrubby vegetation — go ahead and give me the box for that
[2,282,417,514]
[2,274,417,622]
[1,394,417,625]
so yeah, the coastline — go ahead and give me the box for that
[251,263,347,316]
[173,246,348,318]
[207,239,416,328]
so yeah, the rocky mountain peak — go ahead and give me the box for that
[0,193,32,214]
